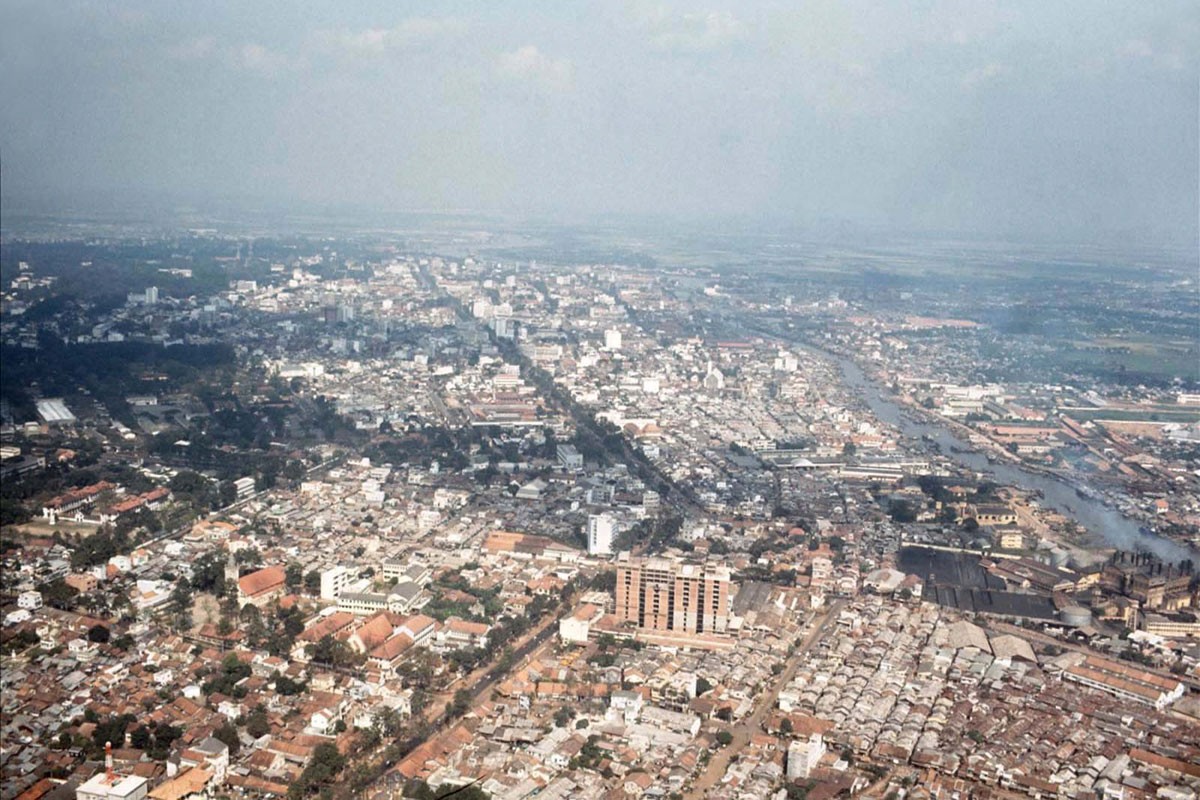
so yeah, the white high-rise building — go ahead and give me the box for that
[773,351,798,372]
[492,317,515,339]
[604,329,622,350]
[587,514,615,556]
[320,566,350,600]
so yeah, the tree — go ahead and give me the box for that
[303,570,321,594]
[310,635,350,668]
[86,624,111,644]
[888,499,917,523]
[40,579,78,610]
[715,731,733,746]
[129,726,152,750]
[190,550,227,594]
[218,482,238,507]
[1,629,39,654]
[244,708,271,738]
[372,708,401,739]
[695,677,712,696]
[213,722,241,756]
[91,713,137,753]
[170,577,193,631]
[234,547,263,568]
[553,706,574,727]
[786,783,813,800]
[150,724,182,758]
[288,742,346,799]
[203,653,252,696]
[168,470,209,494]
[282,460,307,481]
[285,562,303,590]
[274,673,306,696]
[780,718,794,735]
[448,689,471,719]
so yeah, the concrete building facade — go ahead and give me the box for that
[614,555,732,635]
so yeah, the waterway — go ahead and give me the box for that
[829,353,1197,562]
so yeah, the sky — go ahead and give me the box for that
[1,1,1197,245]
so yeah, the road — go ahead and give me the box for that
[684,599,844,798]
[420,603,565,725]
[367,605,568,800]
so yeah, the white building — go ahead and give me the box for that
[587,514,615,556]
[78,751,149,800]
[558,604,602,645]
[604,329,622,350]
[77,774,148,800]
[320,566,350,600]
[17,590,43,610]
[233,476,255,500]
[4,609,32,626]
[774,352,798,372]
[787,734,826,780]
[557,444,583,471]
[607,690,643,725]
[492,317,515,339]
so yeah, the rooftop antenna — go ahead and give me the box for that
[105,741,114,782]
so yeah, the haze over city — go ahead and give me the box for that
[2,1,1198,244]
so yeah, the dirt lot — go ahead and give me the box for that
[8,518,103,540]
[191,593,222,631]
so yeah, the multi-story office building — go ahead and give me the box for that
[588,514,615,556]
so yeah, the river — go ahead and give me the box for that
[829,353,1197,562]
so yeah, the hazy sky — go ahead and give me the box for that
[2,1,1197,243]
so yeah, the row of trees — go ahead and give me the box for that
[65,712,181,761]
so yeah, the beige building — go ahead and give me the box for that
[614,554,732,635]
[66,572,100,593]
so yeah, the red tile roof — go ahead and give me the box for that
[238,566,287,598]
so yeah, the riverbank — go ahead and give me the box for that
[795,340,1199,562]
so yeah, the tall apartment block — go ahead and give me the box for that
[614,554,732,635]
